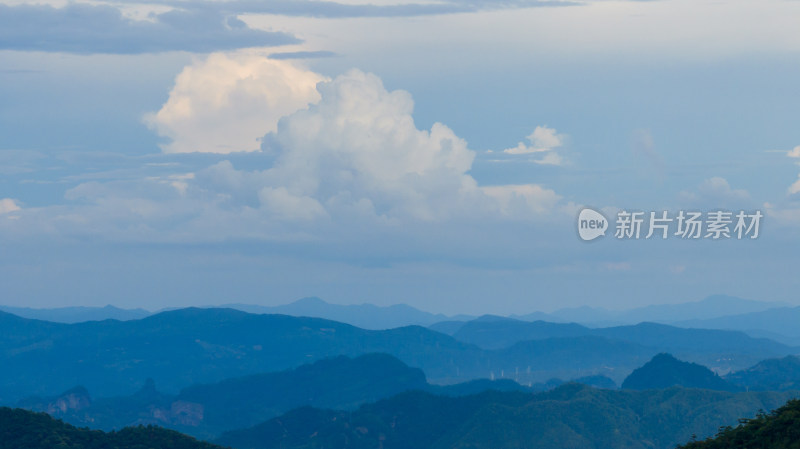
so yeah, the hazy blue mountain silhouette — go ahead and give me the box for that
[675,306,800,343]
[443,317,794,373]
[0,308,792,405]
[0,304,151,323]
[538,295,787,326]
[222,297,474,330]
[725,355,800,391]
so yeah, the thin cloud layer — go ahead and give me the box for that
[163,0,575,19]
[0,3,298,54]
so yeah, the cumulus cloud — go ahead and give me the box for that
[0,199,21,214]
[174,61,570,224]
[263,69,484,221]
[5,56,570,244]
[0,3,298,54]
[145,52,327,154]
[787,146,800,158]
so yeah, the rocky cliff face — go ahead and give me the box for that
[46,390,92,415]
[19,386,92,416]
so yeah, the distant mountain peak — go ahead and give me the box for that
[291,296,327,306]
[622,353,736,391]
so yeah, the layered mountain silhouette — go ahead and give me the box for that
[0,304,151,323]
[224,297,473,330]
[514,295,787,326]
[436,316,795,375]
[1,307,795,404]
[675,306,800,345]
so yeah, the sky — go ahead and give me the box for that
[0,0,799,314]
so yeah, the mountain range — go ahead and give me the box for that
[0,304,151,323]
[222,297,473,330]
[436,316,796,374]
[2,306,797,404]
[3,295,797,346]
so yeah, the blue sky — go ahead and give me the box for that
[1,0,799,314]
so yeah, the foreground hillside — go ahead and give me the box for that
[679,398,800,448]
[215,384,798,449]
[0,407,224,449]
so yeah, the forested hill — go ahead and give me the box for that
[679,398,800,449]
[0,407,226,449]
[215,384,798,449]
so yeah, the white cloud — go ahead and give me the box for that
[258,187,328,222]
[482,184,562,215]
[3,58,571,245]
[145,50,327,154]
[788,175,800,196]
[503,126,563,152]
[263,68,486,221]
[534,152,563,166]
[763,201,800,226]
[678,176,750,208]
[0,198,20,214]
[501,125,566,165]
[786,146,800,195]
[700,177,750,200]
[192,65,568,226]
